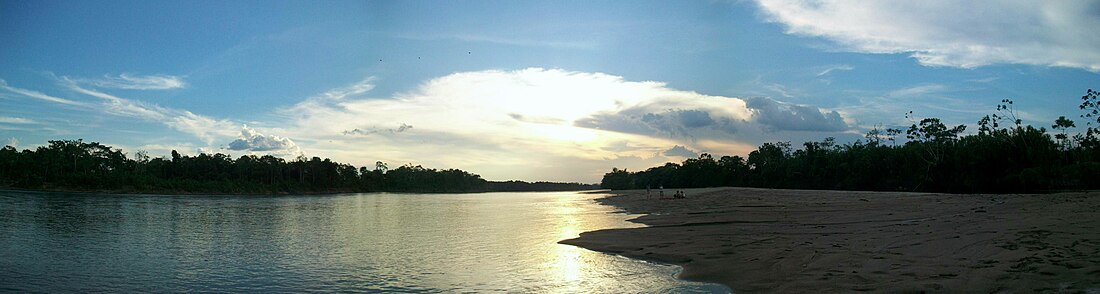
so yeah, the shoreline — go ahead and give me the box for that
[561,187,1100,292]
[0,186,357,197]
[0,186,607,197]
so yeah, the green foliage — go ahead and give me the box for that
[601,92,1100,193]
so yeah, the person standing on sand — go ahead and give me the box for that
[646,185,651,199]
[659,185,664,199]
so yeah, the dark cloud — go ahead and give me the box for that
[575,111,658,135]
[744,97,848,132]
[395,123,413,132]
[575,107,737,139]
[663,145,698,158]
[675,109,716,128]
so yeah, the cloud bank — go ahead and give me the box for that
[744,97,848,132]
[755,0,1100,71]
[280,68,850,181]
[2,68,854,182]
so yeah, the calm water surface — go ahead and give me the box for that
[0,190,728,293]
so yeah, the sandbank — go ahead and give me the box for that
[561,187,1100,292]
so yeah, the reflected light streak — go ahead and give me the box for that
[553,194,583,287]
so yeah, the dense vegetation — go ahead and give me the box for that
[602,90,1100,193]
[0,143,595,194]
[487,180,599,192]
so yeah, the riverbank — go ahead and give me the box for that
[0,186,357,196]
[0,185,604,196]
[560,187,1100,292]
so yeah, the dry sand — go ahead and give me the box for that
[560,187,1100,293]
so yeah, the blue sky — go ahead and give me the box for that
[2,0,1098,182]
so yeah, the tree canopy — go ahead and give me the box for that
[0,142,505,194]
[603,92,1100,193]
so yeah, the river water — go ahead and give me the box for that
[0,190,727,293]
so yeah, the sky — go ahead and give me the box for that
[2,0,1098,183]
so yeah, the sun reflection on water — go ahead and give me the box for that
[0,191,728,293]
[552,193,586,293]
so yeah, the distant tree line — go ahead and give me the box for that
[0,143,593,194]
[602,90,1100,193]
[487,180,600,192]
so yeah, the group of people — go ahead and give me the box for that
[645,186,686,199]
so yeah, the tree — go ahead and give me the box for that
[1052,116,1076,149]
[599,90,1100,193]
[1078,89,1100,148]
[0,140,493,193]
[600,168,634,190]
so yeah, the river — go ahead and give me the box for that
[0,190,727,293]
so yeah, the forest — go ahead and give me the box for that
[0,142,595,194]
[602,90,1100,193]
[487,180,599,192]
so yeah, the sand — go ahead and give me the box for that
[560,187,1100,293]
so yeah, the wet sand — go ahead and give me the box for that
[560,187,1100,292]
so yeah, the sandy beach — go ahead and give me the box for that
[560,188,1100,292]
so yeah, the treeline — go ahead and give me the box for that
[602,90,1100,193]
[487,180,600,192]
[0,142,499,194]
[0,141,603,194]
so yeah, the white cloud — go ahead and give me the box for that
[343,123,413,136]
[226,125,302,155]
[888,84,947,98]
[315,77,376,101]
[4,137,17,148]
[168,112,240,144]
[817,64,853,76]
[81,74,186,90]
[755,0,1100,71]
[0,79,88,106]
[279,68,850,182]
[0,116,35,124]
[62,78,237,144]
[2,69,860,182]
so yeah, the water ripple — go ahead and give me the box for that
[0,191,727,293]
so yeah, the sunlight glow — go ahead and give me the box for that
[553,195,583,286]
[211,68,765,181]
[529,124,598,142]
